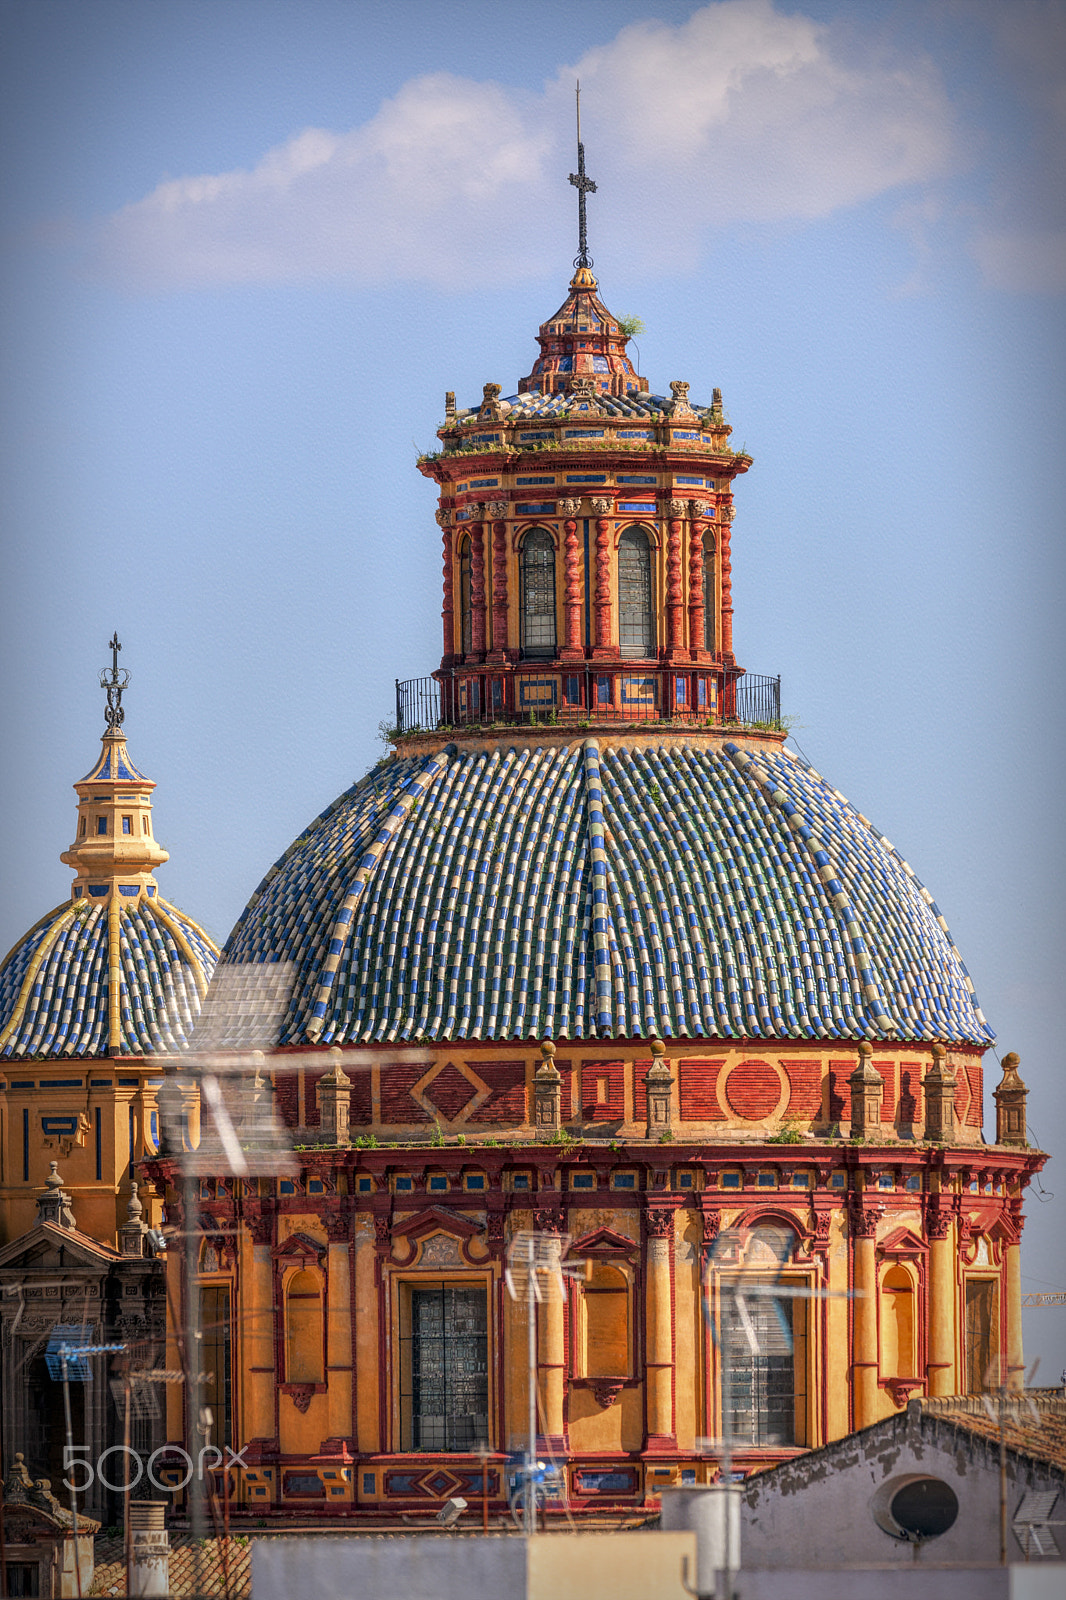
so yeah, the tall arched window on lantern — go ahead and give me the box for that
[520,527,557,657]
[618,526,654,657]
[459,536,473,657]
[880,1265,916,1381]
[285,1268,324,1384]
[703,530,716,652]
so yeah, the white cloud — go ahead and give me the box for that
[81,0,963,290]
[972,228,1066,294]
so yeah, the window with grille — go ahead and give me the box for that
[401,1285,488,1451]
[703,532,716,651]
[721,1291,795,1447]
[520,528,557,656]
[618,528,654,657]
[200,1286,232,1450]
[459,539,473,657]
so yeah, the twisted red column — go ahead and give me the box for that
[666,515,684,656]
[470,521,486,658]
[592,517,615,657]
[489,519,508,660]
[688,517,706,660]
[441,526,454,665]
[719,509,734,660]
[561,517,583,658]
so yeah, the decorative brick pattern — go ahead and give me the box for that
[424,1063,478,1119]
[581,1059,624,1120]
[679,1058,726,1120]
[468,1061,527,1122]
[380,1063,432,1123]
[724,1059,780,1120]
[828,1060,851,1122]
[899,1061,922,1123]
[274,1071,299,1128]
[874,1059,896,1121]
[784,1059,821,1119]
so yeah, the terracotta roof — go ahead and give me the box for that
[91,1532,251,1598]
[218,735,990,1048]
[919,1393,1066,1476]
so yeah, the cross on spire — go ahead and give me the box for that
[100,631,130,733]
[568,81,597,270]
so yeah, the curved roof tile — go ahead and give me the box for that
[0,896,218,1058]
[219,738,991,1049]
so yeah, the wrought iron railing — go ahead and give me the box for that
[395,667,781,735]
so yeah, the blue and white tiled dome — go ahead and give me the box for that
[220,736,991,1050]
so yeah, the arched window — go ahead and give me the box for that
[618,527,654,657]
[703,531,716,652]
[520,527,557,657]
[881,1265,916,1379]
[285,1268,324,1384]
[582,1262,630,1377]
[458,537,473,657]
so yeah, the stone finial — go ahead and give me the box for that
[534,1039,563,1133]
[922,1044,957,1142]
[155,1073,184,1157]
[642,1038,674,1139]
[36,1161,76,1231]
[849,1042,883,1137]
[318,1046,352,1147]
[994,1051,1028,1147]
[479,383,502,421]
[668,380,695,418]
[445,390,456,418]
[120,1178,149,1258]
[711,386,724,420]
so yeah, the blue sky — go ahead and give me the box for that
[1,0,1064,1372]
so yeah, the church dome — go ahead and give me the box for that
[0,642,218,1058]
[221,732,990,1050]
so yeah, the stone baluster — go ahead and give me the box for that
[848,1042,883,1138]
[534,1039,563,1132]
[643,1039,674,1139]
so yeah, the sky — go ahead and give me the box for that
[1,0,1064,1374]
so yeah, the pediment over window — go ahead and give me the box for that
[569,1226,639,1259]
[877,1226,928,1259]
[389,1206,481,1243]
[271,1230,326,1266]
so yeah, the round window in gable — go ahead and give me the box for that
[872,1474,959,1543]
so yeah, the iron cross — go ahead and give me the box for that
[108,632,122,677]
[569,81,597,270]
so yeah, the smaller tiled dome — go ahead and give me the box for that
[0,893,216,1058]
[0,649,218,1058]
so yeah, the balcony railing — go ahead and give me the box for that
[395,666,781,735]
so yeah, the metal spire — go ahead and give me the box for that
[100,631,130,733]
[568,80,597,270]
